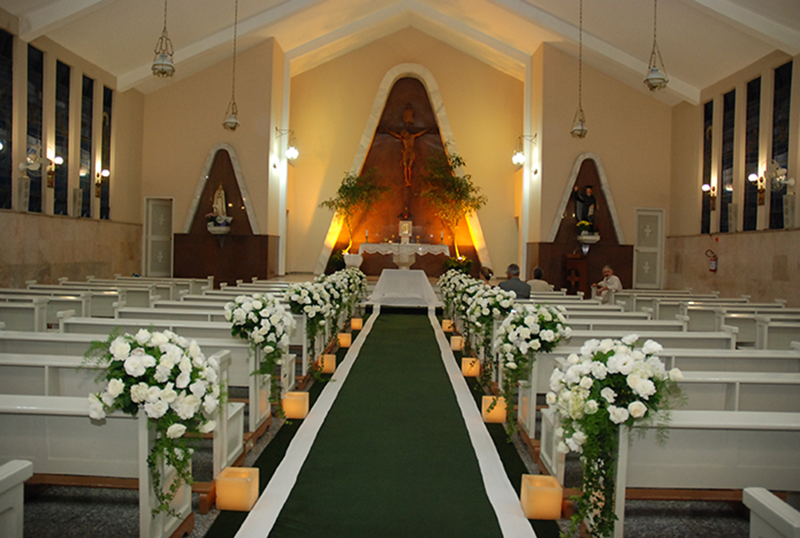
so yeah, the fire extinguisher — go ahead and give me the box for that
[706,249,718,272]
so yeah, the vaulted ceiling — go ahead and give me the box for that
[1,0,799,106]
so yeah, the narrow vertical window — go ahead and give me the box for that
[0,29,12,209]
[719,89,735,233]
[54,61,70,215]
[701,100,713,234]
[26,45,44,213]
[80,75,93,218]
[770,61,792,229]
[100,86,112,220]
[743,77,760,231]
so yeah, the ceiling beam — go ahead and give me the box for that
[117,0,326,92]
[679,0,800,56]
[491,0,700,104]
[18,0,116,42]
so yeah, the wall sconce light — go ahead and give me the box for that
[96,169,109,198]
[511,134,537,166]
[749,171,767,205]
[276,128,299,160]
[701,183,716,210]
[46,156,63,188]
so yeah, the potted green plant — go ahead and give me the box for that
[418,148,487,261]
[320,168,388,266]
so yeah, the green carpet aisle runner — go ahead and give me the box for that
[234,309,535,538]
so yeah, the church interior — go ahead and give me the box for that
[0,0,799,537]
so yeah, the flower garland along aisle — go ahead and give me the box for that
[437,269,473,322]
[492,304,571,438]
[284,280,333,352]
[547,336,683,538]
[84,329,221,515]
[225,293,295,415]
[464,286,516,381]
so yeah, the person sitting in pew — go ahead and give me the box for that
[498,263,531,299]
[526,267,551,292]
[592,265,622,304]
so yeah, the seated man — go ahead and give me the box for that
[592,265,622,304]
[498,263,531,299]
[526,267,552,292]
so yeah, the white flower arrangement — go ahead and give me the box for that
[84,329,220,515]
[547,335,682,538]
[490,303,571,437]
[225,293,295,414]
[463,286,516,375]
[437,269,474,320]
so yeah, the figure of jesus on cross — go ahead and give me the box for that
[389,128,429,187]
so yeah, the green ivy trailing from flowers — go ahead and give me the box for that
[547,336,683,538]
[225,293,295,416]
[491,304,571,438]
[84,329,221,516]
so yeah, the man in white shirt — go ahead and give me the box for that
[592,265,622,304]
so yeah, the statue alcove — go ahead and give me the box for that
[174,145,278,286]
[527,156,632,295]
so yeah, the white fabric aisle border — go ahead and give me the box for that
[427,310,538,538]
[235,306,382,537]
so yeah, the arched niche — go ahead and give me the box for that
[183,143,259,235]
[314,63,493,276]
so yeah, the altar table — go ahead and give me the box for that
[367,269,442,307]
[358,243,450,270]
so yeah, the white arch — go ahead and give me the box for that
[183,143,259,234]
[547,152,625,244]
[314,63,494,273]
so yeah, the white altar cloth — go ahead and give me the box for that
[367,269,442,307]
[359,243,449,270]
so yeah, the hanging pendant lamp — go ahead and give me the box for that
[644,0,669,91]
[152,0,175,77]
[571,0,588,138]
[223,0,241,131]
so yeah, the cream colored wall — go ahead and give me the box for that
[0,210,141,287]
[141,39,285,234]
[536,44,672,244]
[287,27,523,273]
[665,229,800,306]
[669,101,702,236]
[111,89,145,223]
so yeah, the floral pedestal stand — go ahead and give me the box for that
[343,253,363,269]
[208,224,231,247]
[577,232,600,256]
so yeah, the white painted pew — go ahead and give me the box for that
[649,296,752,320]
[565,329,735,350]
[0,350,244,480]
[0,460,33,538]
[6,287,119,317]
[0,330,270,434]
[28,282,154,308]
[659,347,800,373]
[539,408,800,536]
[0,395,193,538]
[757,320,800,350]
[716,312,800,346]
[681,302,791,332]
[116,306,228,323]
[615,291,716,312]
[85,277,178,301]
[567,311,651,321]
[679,371,800,412]
[744,487,800,538]
[1,293,90,326]
[114,275,214,296]
[0,300,47,332]
[564,319,686,332]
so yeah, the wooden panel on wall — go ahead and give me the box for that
[527,242,633,295]
[174,234,276,287]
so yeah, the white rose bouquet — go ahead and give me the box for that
[437,269,473,320]
[285,280,333,348]
[547,335,683,538]
[225,293,296,413]
[490,303,571,437]
[84,329,221,515]
[464,286,516,377]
